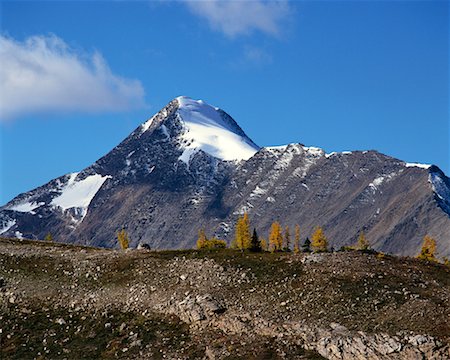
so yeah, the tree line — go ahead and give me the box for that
[111,214,447,266]
[196,212,369,253]
[195,213,449,265]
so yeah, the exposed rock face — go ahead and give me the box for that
[161,293,226,323]
[284,323,450,360]
[1,96,449,257]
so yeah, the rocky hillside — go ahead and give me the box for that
[1,238,449,359]
[1,96,449,258]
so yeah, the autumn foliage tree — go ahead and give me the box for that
[293,225,300,253]
[260,237,268,252]
[197,228,227,249]
[117,229,129,250]
[311,226,328,252]
[357,231,369,251]
[417,235,437,262]
[197,228,208,249]
[45,232,53,242]
[233,213,252,250]
[269,221,283,252]
[205,238,227,249]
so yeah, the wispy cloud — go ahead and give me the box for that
[243,46,272,65]
[0,34,146,121]
[184,0,290,38]
[229,45,273,69]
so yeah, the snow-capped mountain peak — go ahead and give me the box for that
[175,96,259,163]
[138,96,259,164]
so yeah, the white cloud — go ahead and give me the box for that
[184,0,290,37]
[0,34,146,121]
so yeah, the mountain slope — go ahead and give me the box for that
[1,97,449,257]
[1,238,449,359]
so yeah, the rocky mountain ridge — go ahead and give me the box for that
[1,96,449,257]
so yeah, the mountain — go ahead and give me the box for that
[1,96,450,257]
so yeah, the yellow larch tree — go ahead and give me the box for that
[293,224,300,253]
[269,221,283,252]
[357,230,369,250]
[260,237,268,252]
[311,226,328,252]
[233,213,251,250]
[117,229,129,250]
[196,228,208,249]
[417,235,437,262]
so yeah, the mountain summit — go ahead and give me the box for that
[154,96,259,163]
[1,97,450,257]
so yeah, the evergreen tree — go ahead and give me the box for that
[269,221,283,252]
[293,224,300,253]
[250,228,261,252]
[196,228,208,249]
[357,230,369,250]
[117,229,129,250]
[417,235,437,262]
[44,232,53,242]
[302,237,311,253]
[283,225,291,252]
[311,226,328,252]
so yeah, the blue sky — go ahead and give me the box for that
[0,0,448,204]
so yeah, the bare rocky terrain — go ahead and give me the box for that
[1,237,449,359]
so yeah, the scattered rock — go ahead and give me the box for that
[300,253,325,264]
[161,293,226,323]
[137,243,151,250]
[56,318,66,325]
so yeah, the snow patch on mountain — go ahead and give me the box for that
[405,162,431,169]
[368,171,402,193]
[8,201,45,214]
[429,171,450,204]
[249,185,268,199]
[325,151,352,158]
[160,124,170,138]
[266,145,289,153]
[266,144,324,160]
[176,96,259,163]
[0,219,16,235]
[141,117,154,133]
[304,146,325,157]
[51,173,111,219]
[371,177,385,187]
[178,148,197,165]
